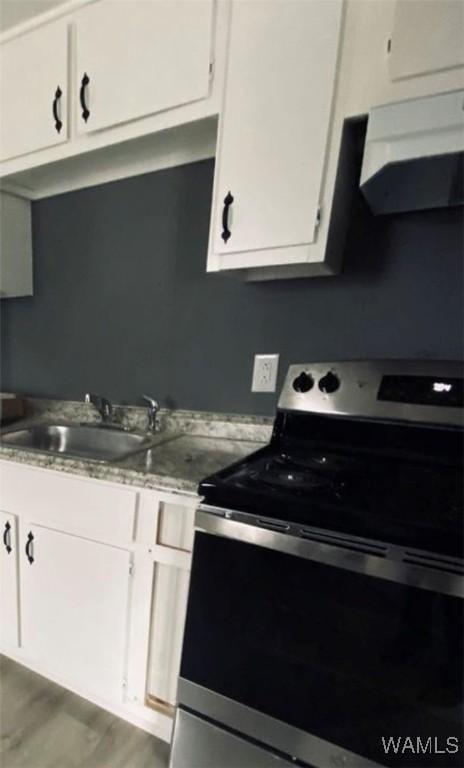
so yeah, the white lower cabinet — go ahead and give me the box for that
[19,523,132,703]
[0,461,196,743]
[0,511,20,650]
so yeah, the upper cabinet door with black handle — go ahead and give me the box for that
[0,19,68,162]
[210,0,343,260]
[0,512,20,650]
[75,0,214,134]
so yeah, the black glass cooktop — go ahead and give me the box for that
[199,412,464,558]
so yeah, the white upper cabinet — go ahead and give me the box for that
[0,192,33,299]
[208,0,343,270]
[0,20,68,161]
[389,0,464,81]
[75,0,214,134]
[339,0,464,119]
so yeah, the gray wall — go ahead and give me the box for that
[1,158,463,416]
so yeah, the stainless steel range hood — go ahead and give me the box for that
[360,90,464,215]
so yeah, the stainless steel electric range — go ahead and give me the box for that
[170,361,464,768]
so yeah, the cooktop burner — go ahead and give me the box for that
[247,454,346,495]
[281,451,356,473]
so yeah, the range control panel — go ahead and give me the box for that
[278,361,464,427]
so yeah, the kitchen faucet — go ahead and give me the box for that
[85,393,113,424]
[142,395,160,433]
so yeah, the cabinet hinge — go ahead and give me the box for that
[315,206,322,231]
[129,563,134,577]
[387,38,392,54]
[209,59,215,83]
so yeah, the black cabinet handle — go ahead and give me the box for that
[3,521,12,555]
[221,191,234,243]
[25,531,34,564]
[52,86,63,133]
[80,73,90,122]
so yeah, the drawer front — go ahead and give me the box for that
[0,462,137,545]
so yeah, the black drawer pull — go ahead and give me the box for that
[52,86,62,133]
[25,531,34,564]
[80,73,90,122]
[3,521,12,554]
[221,191,234,243]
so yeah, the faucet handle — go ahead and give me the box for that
[85,392,113,421]
[142,395,159,433]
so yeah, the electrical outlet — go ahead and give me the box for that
[251,354,279,393]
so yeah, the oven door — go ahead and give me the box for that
[178,508,464,768]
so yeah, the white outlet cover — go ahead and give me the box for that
[252,354,280,393]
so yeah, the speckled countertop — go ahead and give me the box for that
[0,399,272,496]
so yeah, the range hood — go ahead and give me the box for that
[360,90,464,215]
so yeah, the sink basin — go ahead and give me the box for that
[0,424,152,462]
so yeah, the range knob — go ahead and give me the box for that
[292,372,314,393]
[318,372,340,394]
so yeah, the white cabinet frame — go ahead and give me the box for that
[125,492,196,719]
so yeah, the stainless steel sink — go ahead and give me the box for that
[0,424,153,462]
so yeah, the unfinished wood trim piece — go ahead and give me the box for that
[146,694,175,718]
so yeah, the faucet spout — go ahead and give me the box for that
[142,395,160,433]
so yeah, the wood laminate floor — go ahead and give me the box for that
[0,656,170,768]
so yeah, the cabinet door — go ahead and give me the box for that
[20,524,132,702]
[389,0,464,81]
[75,0,214,134]
[210,0,342,257]
[0,511,20,650]
[147,561,190,707]
[0,20,68,161]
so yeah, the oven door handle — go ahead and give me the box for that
[195,508,464,599]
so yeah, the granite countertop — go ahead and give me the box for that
[0,400,271,495]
